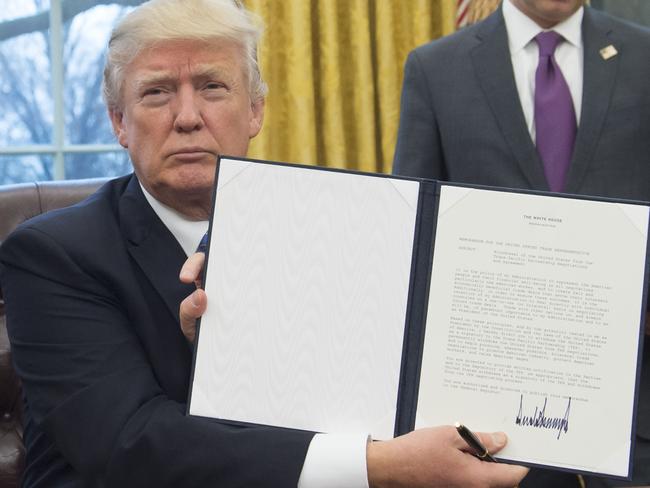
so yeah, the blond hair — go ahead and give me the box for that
[102,0,267,110]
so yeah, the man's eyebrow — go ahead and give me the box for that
[192,64,234,81]
[131,66,234,92]
[131,72,176,92]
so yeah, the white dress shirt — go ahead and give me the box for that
[503,0,584,141]
[141,183,370,487]
[140,184,209,256]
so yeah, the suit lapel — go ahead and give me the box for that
[470,8,549,190]
[564,8,619,193]
[119,176,195,324]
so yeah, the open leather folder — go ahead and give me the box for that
[188,156,649,480]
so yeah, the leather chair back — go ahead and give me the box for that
[0,178,109,488]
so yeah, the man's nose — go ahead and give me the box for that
[173,87,203,132]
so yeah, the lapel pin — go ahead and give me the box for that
[599,44,618,60]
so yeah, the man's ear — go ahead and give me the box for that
[248,98,265,139]
[109,108,129,148]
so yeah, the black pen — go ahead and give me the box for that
[455,422,498,462]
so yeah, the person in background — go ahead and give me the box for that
[0,0,529,486]
[393,0,650,487]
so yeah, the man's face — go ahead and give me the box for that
[110,39,264,219]
[510,0,584,28]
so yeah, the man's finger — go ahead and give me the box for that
[483,463,530,487]
[453,430,508,456]
[466,432,529,487]
[179,289,207,342]
[179,252,205,284]
[474,431,508,455]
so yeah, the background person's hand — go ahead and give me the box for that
[367,425,528,488]
[178,252,207,343]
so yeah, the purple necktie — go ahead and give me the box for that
[534,31,576,192]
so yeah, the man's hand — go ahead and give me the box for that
[179,252,207,343]
[367,425,528,488]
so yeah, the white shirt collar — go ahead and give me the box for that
[503,0,584,53]
[139,182,209,257]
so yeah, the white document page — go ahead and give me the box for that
[189,158,420,440]
[415,186,648,477]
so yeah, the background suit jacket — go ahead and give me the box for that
[0,174,313,487]
[392,4,650,485]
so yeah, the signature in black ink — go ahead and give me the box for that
[515,394,571,439]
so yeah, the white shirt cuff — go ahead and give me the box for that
[297,433,370,488]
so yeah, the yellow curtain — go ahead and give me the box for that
[467,0,500,24]
[243,0,455,173]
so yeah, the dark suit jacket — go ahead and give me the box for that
[393,5,650,201]
[393,4,650,485]
[0,174,313,487]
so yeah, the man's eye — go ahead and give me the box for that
[205,82,226,90]
[143,88,166,96]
